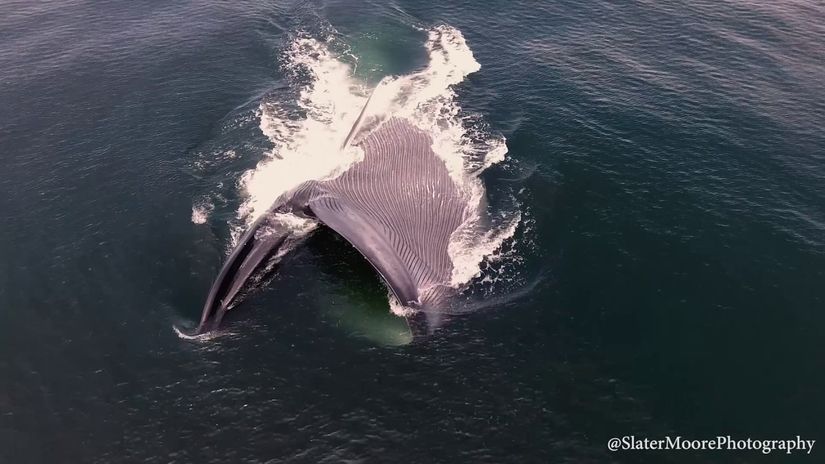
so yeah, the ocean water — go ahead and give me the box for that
[1,1,824,463]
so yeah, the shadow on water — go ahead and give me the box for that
[300,227,414,346]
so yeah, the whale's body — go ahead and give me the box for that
[196,115,476,335]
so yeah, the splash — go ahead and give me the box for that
[242,36,367,224]
[190,199,214,225]
[173,325,224,341]
[238,25,520,304]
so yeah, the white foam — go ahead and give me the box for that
[388,292,418,318]
[449,210,522,286]
[191,201,213,224]
[241,36,367,225]
[173,325,225,341]
[236,25,520,302]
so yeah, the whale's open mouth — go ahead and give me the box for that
[193,25,522,337]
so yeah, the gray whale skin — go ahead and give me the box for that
[195,108,479,337]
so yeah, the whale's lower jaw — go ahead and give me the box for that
[195,214,292,334]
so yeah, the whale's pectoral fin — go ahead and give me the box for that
[196,215,292,334]
[308,196,421,308]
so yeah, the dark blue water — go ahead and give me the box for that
[2,1,824,462]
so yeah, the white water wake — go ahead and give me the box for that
[236,25,520,310]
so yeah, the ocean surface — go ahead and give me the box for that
[2,1,824,462]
